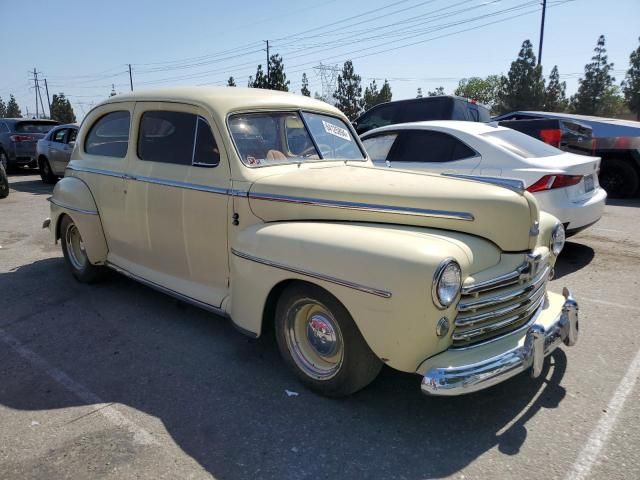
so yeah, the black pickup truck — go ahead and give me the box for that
[494,111,640,197]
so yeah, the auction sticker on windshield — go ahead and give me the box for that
[322,120,351,141]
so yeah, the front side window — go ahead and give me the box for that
[362,133,398,161]
[68,128,78,144]
[390,130,476,163]
[482,129,561,158]
[229,111,365,167]
[53,129,67,143]
[138,111,219,167]
[355,104,395,134]
[85,111,130,158]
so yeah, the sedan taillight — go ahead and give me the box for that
[9,134,33,142]
[527,174,583,193]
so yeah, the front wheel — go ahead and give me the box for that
[60,215,106,283]
[275,283,382,397]
[39,156,57,184]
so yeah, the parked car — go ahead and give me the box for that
[493,111,640,197]
[496,117,595,156]
[45,87,578,397]
[0,118,59,171]
[0,163,8,199]
[353,95,491,135]
[361,121,606,236]
[36,123,79,183]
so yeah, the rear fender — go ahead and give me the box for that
[50,176,108,264]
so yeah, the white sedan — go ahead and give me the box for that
[361,121,607,235]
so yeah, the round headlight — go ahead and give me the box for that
[550,222,566,256]
[432,259,462,309]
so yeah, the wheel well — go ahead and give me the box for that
[599,151,640,172]
[261,279,335,335]
[55,213,69,242]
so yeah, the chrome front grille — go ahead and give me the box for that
[452,256,550,348]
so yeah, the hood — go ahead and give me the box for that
[247,165,538,252]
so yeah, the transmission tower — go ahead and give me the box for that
[313,63,340,103]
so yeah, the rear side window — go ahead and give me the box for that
[138,110,219,167]
[396,98,451,123]
[85,111,130,158]
[390,130,476,163]
[362,133,398,161]
[0,123,9,133]
[482,129,561,158]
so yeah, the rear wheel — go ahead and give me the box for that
[275,283,382,397]
[39,156,57,184]
[599,159,639,198]
[0,164,8,199]
[60,215,106,283]
[0,151,7,171]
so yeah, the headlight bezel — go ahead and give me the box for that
[550,222,566,256]
[432,258,462,310]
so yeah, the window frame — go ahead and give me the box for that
[136,109,220,168]
[386,128,479,164]
[83,110,132,159]
[226,109,367,168]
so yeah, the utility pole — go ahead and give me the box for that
[264,40,270,85]
[128,64,133,91]
[36,76,46,118]
[44,78,52,117]
[33,68,39,119]
[538,0,547,65]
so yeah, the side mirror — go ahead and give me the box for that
[68,141,75,147]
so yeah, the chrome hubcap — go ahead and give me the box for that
[65,223,87,271]
[285,299,343,380]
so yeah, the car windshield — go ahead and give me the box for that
[15,121,58,133]
[228,111,365,167]
[481,128,562,158]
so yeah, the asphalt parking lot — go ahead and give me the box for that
[1,172,639,480]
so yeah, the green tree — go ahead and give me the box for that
[6,94,21,117]
[301,73,310,96]
[333,60,362,120]
[428,86,445,96]
[267,54,290,91]
[0,97,6,117]
[227,76,236,87]
[622,37,640,120]
[50,93,76,123]
[497,40,545,113]
[455,75,503,112]
[248,64,268,88]
[361,79,392,111]
[544,65,568,111]
[416,88,423,98]
[571,35,615,115]
[599,85,627,117]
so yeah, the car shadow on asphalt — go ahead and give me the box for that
[6,177,54,196]
[605,198,640,207]
[0,258,569,480]
[553,241,595,280]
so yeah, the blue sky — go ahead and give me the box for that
[1,0,638,119]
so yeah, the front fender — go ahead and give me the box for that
[229,221,500,373]
[50,176,108,264]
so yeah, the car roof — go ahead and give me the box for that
[501,111,640,128]
[361,120,505,137]
[97,87,343,118]
[1,118,59,124]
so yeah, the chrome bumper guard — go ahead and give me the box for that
[421,288,579,396]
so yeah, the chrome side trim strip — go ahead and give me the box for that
[457,265,549,312]
[247,192,474,221]
[442,174,525,194]
[132,174,229,195]
[65,165,124,178]
[48,197,98,215]
[231,248,392,298]
[105,261,228,317]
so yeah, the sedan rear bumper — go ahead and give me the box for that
[536,187,607,232]
[420,288,578,396]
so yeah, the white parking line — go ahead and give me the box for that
[580,297,640,312]
[0,328,158,446]
[565,346,640,480]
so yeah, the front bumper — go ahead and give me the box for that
[421,288,579,396]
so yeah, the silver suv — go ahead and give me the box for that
[36,123,79,183]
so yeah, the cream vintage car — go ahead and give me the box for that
[44,87,579,397]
